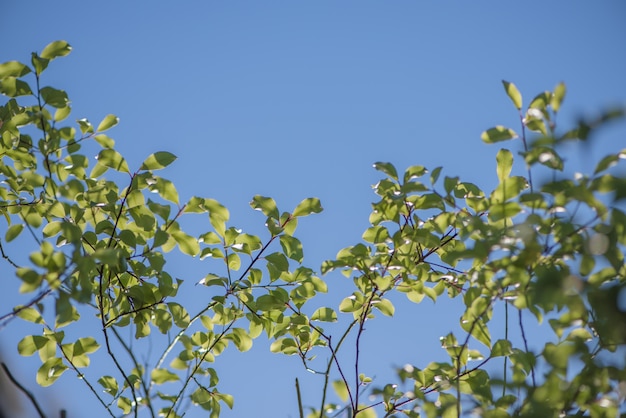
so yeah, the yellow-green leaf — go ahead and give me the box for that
[496,149,513,182]
[311,307,337,322]
[332,380,349,402]
[96,149,129,173]
[5,223,24,242]
[97,114,119,132]
[140,151,177,171]
[41,41,72,60]
[0,61,31,78]
[36,357,68,387]
[481,126,518,143]
[151,368,180,384]
[293,197,323,217]
[502,80,522,110]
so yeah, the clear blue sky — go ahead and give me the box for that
[1,2,625,417]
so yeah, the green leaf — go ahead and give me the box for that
[150,177,179,204]
[0,61,31,78]
[226,328,253,352]
[17,335,49,356]
[40,86,68,108]
[97,114,119,132]
[481,126,518,143]
[430,166,443,185]
[168,302,190,328]
[403,165,427,182]
[96,149,129,173]
[266,252,289,272]
[374,298,395,316]
[496,149,513,182]
[117,396,132,414]
[311,307,337,322]
[373,162,398,181]
[269,338,298,355]
[594,150,624,174]
[0,78,33,97]
[41,41,72,60]
[362,226,389,244]
[279,235,303,263]
[141,151,177,171]
[551,82,566,112]
[94,134,115,148]
[332,380,349,402]
[5,223,24,242]
[250,195,279,219]
[55,293,80,328]
[15,307,44,324]
[502,80,522,110]
[31,53,49,75]
[292,197,323,217]
[54,105,71,122]
[339,294,363,313]
[172,230,200,256]
[490,339,513,357]
[98,376,119,397]
[151,368,180,384]
[37,357,67,387]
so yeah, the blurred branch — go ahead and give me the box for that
[1,361,46,418]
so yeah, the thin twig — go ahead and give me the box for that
[296,378,304,418]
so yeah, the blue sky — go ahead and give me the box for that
[1,2,625,417]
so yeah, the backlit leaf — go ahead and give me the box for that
[151,368,180,384]
[293,197,323,217]
[97,114,119,132]
[279,235,303,262]
[373,161,398,181]
[481,126,518,143]
[41,40,72,60]
[0,61,31,78]
[551,82,566,112]
[496,149,513,182]
[311,307,337,322]
[5,223,24,242]
[250,195,279,219]
[36,357,67,387]
[502,80,522,110]
[96,149,129,173]
[141,151,177,171]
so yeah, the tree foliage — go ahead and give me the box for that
[1,41,625,417]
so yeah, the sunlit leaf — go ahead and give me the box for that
[0,61,31,78]
[5,223,24,242]
[373,162,398,181]
[36,357,67,387]
[279,235,303,262]
[481,126,518,143]
[551,82,566,112]
[41,40,72,60]
[293,197,323,217]
[98,376,119,397]
[496,149,513,182]
[502,80,522,110]
[97,114,119,132]
[374,298,395,316]
[151,368,180,384]
[141,151,177,171]
[250,195,279,219]
[96,149,129,173]
[332,380,349,402]
[311,307,337,322]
